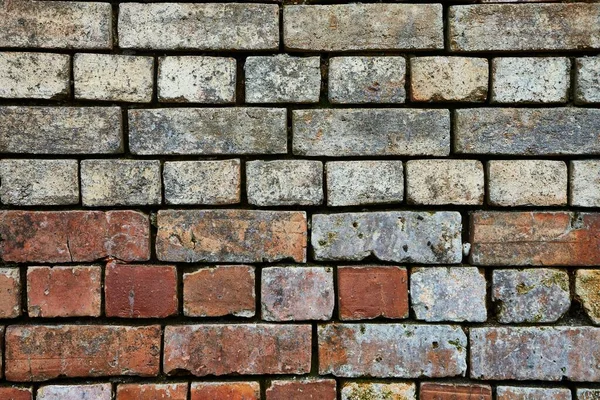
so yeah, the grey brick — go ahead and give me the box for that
[578,389,600,400]
[571,160,600,207]
[341,383,416,400]
[576,57,600,104]
[37,384,112,400]
[497,387,571,400]
[0,53,70,99]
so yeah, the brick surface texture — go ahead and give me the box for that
[0,0,597,397]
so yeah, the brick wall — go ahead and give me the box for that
[0,0,599,399]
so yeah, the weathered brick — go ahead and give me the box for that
[0,159,79,206]
[410,57,488,102]
[420,383,492,400]
[470,212,600,266]
[0,2,112,49]
[575,270,600,325]
[578,389,600,400]
[496,387,572,400]
[329,57,406,104]
[119,3,278,50]
[319,324,467,378]
[284,4,443,51]
[488,160,567,206]
[245,55,321,103]
[74,54,154,103]
[338,266,408,321]
[455,108,600,155]
[576,57,600,104]
[570,160,600,207]
[27,266,101,318]
[105,263,178,318]
[470,326,600,381]
[262,266,334,321]
[117,383,188,400]
[493,269,570,324]
[0,387,31,400]
[37,384,111,400]
[5,325,161,381]
[406,159,484,205]
[0,268,21,318]
[164,324,312,376]
[129,108,286,155]
[184,266,255,318]
[326,161,404,206]
[247,160,323,206]
[158,56,236,103]
[191,382,260,400]
[449,4,600,52]
[0,107,122,154]
[0,52,69,99]
[0,210,150,263]
[81,160,161,206]
[342,382,415,400]
[157,210,306,263]
[267,380,336,400]
[411,267,487,322]
[492,57,570,104]
[313,212,462,264]
[293,109,450,156]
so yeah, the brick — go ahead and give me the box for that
[0,52,69,99]
[449,4,600,52]
[105,263,178,318]
[81,160,161,206]
[37,384,111,400]
[576,57,600,104]
[158,56,236,103]
[470,212,600,266]
[337,266,408,321]
[245,55,321,103]
[5,325,160,381]
[74,54,154,103]
[247,160,323,206]
[262,266,334,321]
[411,267,487,322]
[406,160,484,205]
[575,270,600,325]
[326,161,404,206]
[117,383,188,400]
[293,109,450,156]
[578,389,600,400]
[284,4,443,51]
[493,269,570,324]
[329,56,406,104]
[0,106,122,154]
[0,2,112,49]
[129,108,286,155]
[267,380,336,400]
[342,382,415,400]
[410,57,488,102]
[313,212,462,264]
[470,326,600,381]
[0,210,150,263]
[191,382,259,400]
[420,383,492,400]
[0,268,20,318]
[497,387,571,400]
[184,266,254,318]
[488,160,567,206]
[27,266,101,318]
[119,3,278,50]
[492,57,570,104]
[164,160,240,205]
[0,159,78,206]
[319,324,467,378]
[164,324,312,376]
[571,160,600,207]
[0,387,31,400]
[157,210,306,263]
[455,108,600,155]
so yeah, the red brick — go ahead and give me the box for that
[0,387,31,400]
[420,382,492,400]
[0,210,150,263]
[105,262,178,318]
[183,265,255,317]
[337,265,408,320]
[266,379,337,400]
[191,382,260,400]
[5,325,160,381]
[0,268,21,318]
[164,324,312,376]
[470,211,600,266]
[117,383,188,400]
[27,266,101,317]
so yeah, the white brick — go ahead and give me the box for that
[571,160,600,207]
[576,57,600,104]
[0,53,69,99]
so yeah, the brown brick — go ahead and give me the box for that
[105,262,178,318]
[0,211,150,263]
[191,382,260,400]
[5,325,161,381]
[575,269,600,325]
[338,266,408,320]
[164,324,312,376]
[0,387,31,400]
[27,266,101,318]
[183,266,255,318]
[117,383,188,400]
[471,212,600,266]
[0,268,21,318]
[266,380,337,400]
[420,383,492,400]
